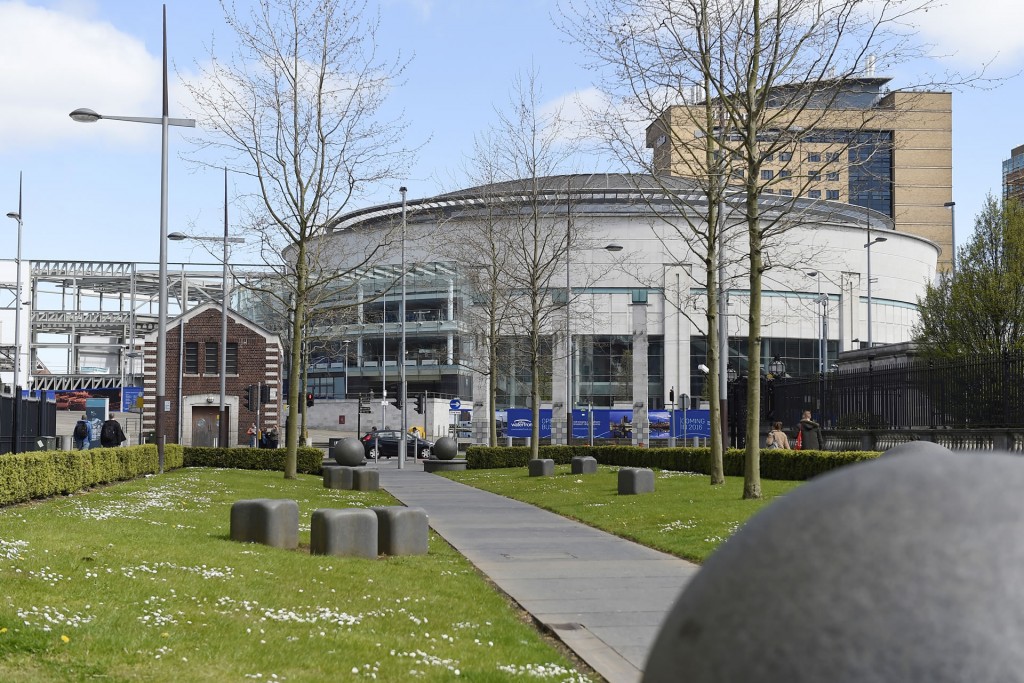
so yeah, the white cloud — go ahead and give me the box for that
[912,0,1024,66]
[0,0,162,151]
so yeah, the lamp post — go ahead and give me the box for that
[943,201,956,273]
[399,186,408,469]
[70,5,195,473]
[5,172,23,454]
[864,211,887,348]
[564,238,622,445]
[168,225,244,445]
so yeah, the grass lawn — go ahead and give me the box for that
[443,466,802,564]
[0,468,591,682]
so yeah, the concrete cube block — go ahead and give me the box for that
[310,508,378,558]
[352,468,380,491]
[618,468,655,495]
[323,465,356,490]
[571,456,598,475]
[230,498,299,549]
[373,506,429,556]
[528,458,555,477]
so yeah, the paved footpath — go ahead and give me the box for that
[373,460,699,683]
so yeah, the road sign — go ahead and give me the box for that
[449,398,461,411]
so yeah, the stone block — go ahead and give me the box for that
[528,458,554,477]
[352,468,380,491]
[423,459,467,473]
[323,465,356,490]
[373,506,429,556]
[642,449,1024,682]
[618,467,654,495]
[230,498,299,549]
[571,456,598,475]
[310,508,378,558]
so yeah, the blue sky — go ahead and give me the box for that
[1,0,1022,266]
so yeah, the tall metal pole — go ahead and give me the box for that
[219,168,229,447]
[565,180,573,446]
[155,5,170,473]
[718,199,729,447]
[399,186,408,468]
[944,201,956,273]
[866,208,874,349]
[6,173,23,454]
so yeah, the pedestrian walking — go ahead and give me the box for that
[247,422,258,447]
[99,416,127,448]
[73,415,91,450]
[796,410,826,451]
[765,421,790,450]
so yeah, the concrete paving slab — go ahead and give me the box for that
[374,462,699,683]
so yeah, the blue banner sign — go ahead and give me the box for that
[122,386,144,413]
[506,408,711,439]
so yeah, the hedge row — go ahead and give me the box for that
[183,446,323,475]
[465,445,880,481]
[0,444,185,508]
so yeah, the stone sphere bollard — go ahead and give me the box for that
[643,448,1024,682]
[331,437,365,466]
[433,436,458,460]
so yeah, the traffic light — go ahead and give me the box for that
[245,385,255,411]
[393,394,403,410]
[306,392,314,407]
[260,384,270,404]
[414,394,424,414]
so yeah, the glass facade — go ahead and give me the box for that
[689,336,839,399]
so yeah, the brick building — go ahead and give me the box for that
[142,303,283,447]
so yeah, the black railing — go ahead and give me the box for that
[767,353,1024,431]
[0,393,57,454]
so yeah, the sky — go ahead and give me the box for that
[1,0,1023,268]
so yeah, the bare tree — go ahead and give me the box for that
[562,0,982,498]
[183,0,413,477]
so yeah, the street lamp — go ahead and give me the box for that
[5,172,23,453]
[168,199,244,446]
[564,239,622,445]
[70,5,196,473]
[864,215,887,348]
[943,201,956,273]
[399,186,408,469]
[805,271,826,375]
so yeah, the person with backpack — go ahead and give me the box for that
[99,416,127,448]
[765,421,790,450]
[73,415,91,450]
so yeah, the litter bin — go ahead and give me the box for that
[39,436,57,451]
[328,437,342,449]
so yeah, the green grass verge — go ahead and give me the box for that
[443,466,802,564]
[0,468,591,682]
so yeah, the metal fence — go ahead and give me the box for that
[0,393,58,454]
[768,353,1024,431]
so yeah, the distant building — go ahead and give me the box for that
[646,77,954,269]
[1002,145,1024,204]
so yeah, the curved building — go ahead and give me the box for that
[297,173,938,438]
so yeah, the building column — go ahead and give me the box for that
[551,330,569,445]
[632,298,649,447]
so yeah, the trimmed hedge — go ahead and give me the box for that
[0,444,184,508]
[182,446,323,475]
[465,445,881,481]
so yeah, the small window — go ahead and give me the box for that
[779,189,793,197]
[808,170,821,180]
[779,151,793,162]
[807,152,821,162]
[205,342,219,374]
[631,289,649,304]
[826,189,840,200]
[731,168,745,179]
[761,169,774,180]
[763,153,774,163]
[808,189,822,199]
[827,171,840,181]
[779,169,792,179]
[825,151,840,162]
[226,342,238,375]
[185,342,199,374]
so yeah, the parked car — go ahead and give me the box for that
[360,430,433,459]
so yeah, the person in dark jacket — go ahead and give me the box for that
[796,410,825,450]
[99,417,127,447]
